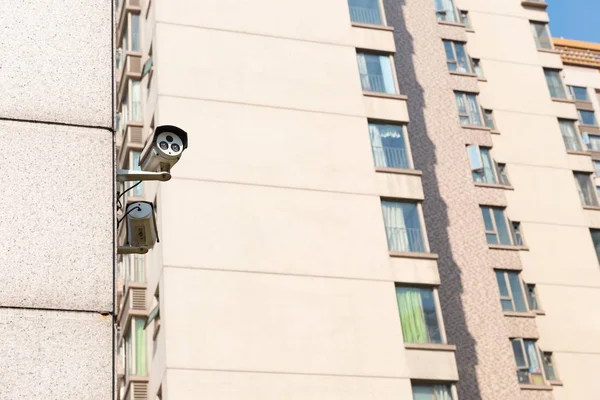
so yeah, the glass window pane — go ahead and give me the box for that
[498,164,510,186]
[459,10,470,28]
[508,272,528,312]
[412,385,433,400]
[579,110,598,126]
[131,14,140,51]
[511,339,527,368]
[524,340,544,385]
[134,318,147,375]
[396,287,441,344]
[481,207,494,231]
[443,41,455,63]
[455,92,467,114]
[382,201,424,252]
[483,110,496,130]
[465,93,483,126]
[526,285,538,310]
[348,0,382,25]
[435,0,457,23]
[480,148,497,184]
[357,53,396,94]
[493,208,512,245]
[531,22,552,49]
[486,233,499,244]
[501,299,514,311]
[591,229,600,263]
[569,85,589,101]
[594,161,600,176]
[574,172,598,206]
[495,271,510,297]
[369,124,409,169]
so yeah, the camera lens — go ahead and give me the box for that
[159,141,169,150]
[171,143,181,152]
[166,135,174,143]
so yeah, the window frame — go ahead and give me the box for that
[559,118,584,152]
[411,382,458,399]
[459,9,471,29]
[578,109,598,127]
[495,270,529,313]
[541,351,560,382]
[468,145,500,185]
[455,91,484,127]
[483,109,497,130]
[574,171,600,207]
[543,68,567,100]
[511,221,525,247]
[496,163,511,186]
[356,51,400,95]
[511,338,546,386]
[471,58,484,78]
[381,199,430,253]
[443,40,472,74]
[525,283,541,312]
[530,21,553,50]
[368,121,414,170]
[435,0,458,24]
[568,85,590,102]
[481,206,513,246]
[395,284,448,345]
[347,0,387,26]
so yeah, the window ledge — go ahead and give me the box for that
[566,149,591,156]
[583,205,600,211]
[449,71,477,78]
[404,343,456,352]
[519,384,553,391]
[389,251,439,260]
[537,47,560,54]
[551,97,575,104]
[488,244,521,251]
[461,124,491,131]
[534,310,546,316]
[465,28,475,33]
[363,91,408,100]
[522,1,548,9]
[477,77,488,82]
[490,129,501,135]
[351,22,394,32]
[375,167,422,176]
[503,311,537,318]
[579,124,600,130]
[437,20,466,28]
[474,182,514,190]
[548,380,563,386]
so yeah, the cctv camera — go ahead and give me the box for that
[139,125,188,173]
[126,201,158,249]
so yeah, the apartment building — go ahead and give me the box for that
[0,1,113,399]
[114,1,600,399]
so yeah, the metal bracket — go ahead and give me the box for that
[117,246,149,255]
[116,169,171,182]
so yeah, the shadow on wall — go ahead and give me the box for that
[382,1,482,398]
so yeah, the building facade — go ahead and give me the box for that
[0,1,113,399]
[115,1,600,400]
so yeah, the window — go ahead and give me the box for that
[558,119,583,151]
[592,229,600,263]
[511,222,524,246]
[357,52,397,94]
[495,270,528,312]
[594,161,600,176]
[525,284,539,311]
[443,40,471,73]
[584,133,600,151]
[396,286,442,344]
[129,151,143,197]
[578,109,598,126]
[481,206,512,245]
[412,384,453,400]
[146,289,161,356]
[122,91,129,125]
[472,58,484,78]
[568,85,590,101]
[511,339,545,385]
[497,163,511,186]
[455,92,483,126]
[381,200,425,252]
[467,145,497,184]
[544,69,567,99]
[530,21,552,50]
[459,9,471,28]
[483,109,496,130]
[542,352,558,381]
[574,172,599,206]
[131,14,140,51]
[369,123,410,169]
[347,0,383,25]
[434,0,457,23]
[126,318,147,376]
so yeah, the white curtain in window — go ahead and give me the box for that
[369,124,386,167]
[131,81,142,121]
[382,201,409,251]
[434,386,453,400]
[356,53,370,91]
[525,341,542,375]
[480,148,496,183]
[455,93,467,114]
[559,119,582,151]
[466,94,482,125]
[545,70,566,99]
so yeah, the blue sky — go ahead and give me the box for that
[547,0,600,43]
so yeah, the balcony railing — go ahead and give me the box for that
[349,6,382,25]
[372,146,409,169]
[385,227,425,253]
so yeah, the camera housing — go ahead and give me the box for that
[126,201,158,249]
[139,125,188,173]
